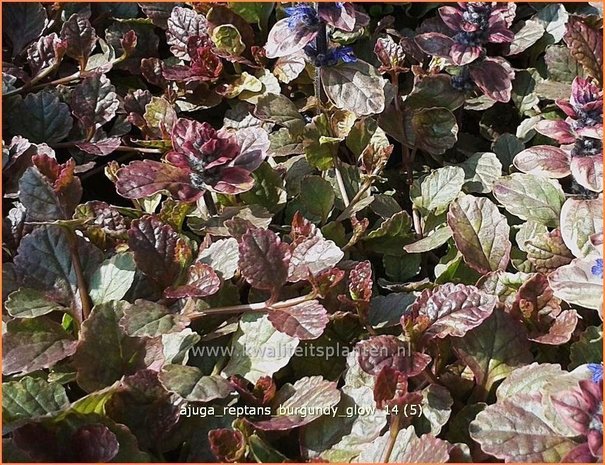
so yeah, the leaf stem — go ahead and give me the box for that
[188,293,314,319]
[4,71,80,97]
[66,230,93,321]
[383,406,404,463]
[52,142,163,154]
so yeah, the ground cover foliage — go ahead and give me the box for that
[1,1,604,463]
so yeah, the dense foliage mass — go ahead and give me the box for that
[2,2,603,463]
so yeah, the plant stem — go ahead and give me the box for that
[4,71,80,97]
[188,293,314,319]
[52,142,163,154]
[335,177,373,222]
[334,157,351,206]
[383,407,404,463]
[67,231,93,321]
[203,191,218,216]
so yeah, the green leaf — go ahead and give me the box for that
[321,60,386,116]
[453,310,533,392]
[3,377,69,429]
[227,3,274,30]
[303,114,337,170]
[254,93,305,134]
[493,174,565,227]
[89,253,136,305]
[357,426,450,462]
[3,317,78,376]
[159,364,233,402]
[249,434,289,462]
[119,299,190,337]
[525,229,573,272]
[211,24,245,56]
[143,96,177,136]
[10,91,73,144]
[544,45,583,82]
[569,325,602,369]
[240,162,286,212]
[492,133,524,171]
[447,196,511,274]
[5,288,68,319]
[222,313,299,383]
[412,166,465,215]
[406,74,465,111]
[297,175,335,224]
[511,70,539,116]
[560,198,602,258]
[3,3,47,58]
[506,20,544,56]
[411,108,458,155]
[73,301,160,392]
[458,152,502,194]
[404,226,453,254]
[13,226,103,304]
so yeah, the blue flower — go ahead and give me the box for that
[588,363,603,383]
[591,258,603,279]
[284,5,318,29]
[304,44,357,66]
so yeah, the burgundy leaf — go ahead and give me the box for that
[513,145,571,179]
[27,33,67,77]
[60,14,97,65]
[357,335,431,376]
[164,262,221,299]
[469,58,514,102]
[349,260,373,302]
[71,73,119,132]
[18,154,82,221]
[166,6,208,60]
[288,235,343,282]
[72,425,119,463]
[208,429,246,463]
[127,215,194,289]
[408,283,497,341]
[116,160,201,202]
[415,32,454,58]
[267,300,329,340]
[238,228,291,296]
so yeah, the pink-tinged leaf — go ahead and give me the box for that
[273,50,306,83]
[550,380,602,436]
[250,376,340,430]
[409,283,497,341]
[72,424,119,463]
[18,155,82,221]
[535,119,575,144]
[232,127,270,172]
[127,215,194,289]
[560,198,603,259]
[564,16,603,84]
[349,260,373,302]
[454,309,532,392]
[208,429,246,463]
[71,73,119,131]
[447,195,511,274]
[319,2,356,32]
[562,443,597,463]
[415,32,454,58]
[548,257,603,311]
[115,160,201,202]
[469,58,514,102]
[60,14,97,65]
[571,155,603,193]
[525,229,574,273]
[239,228,291,296]
[264,18,318,59]
[211,167,254,194]
[3,318,78,376]
[438,6,464,32]
[75,137,122,156]
[357,335,431,376]
[451,43,482,65]
[288,235,343,282]
[513,145,571,178]
[166,6,208,60]
[529,310,578,345]
[470,393,577,462]
[27,33,67,77]
[374,35,407,73]
[357,425,451,462]
[164,262,221,299]
[267,299,328,340]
